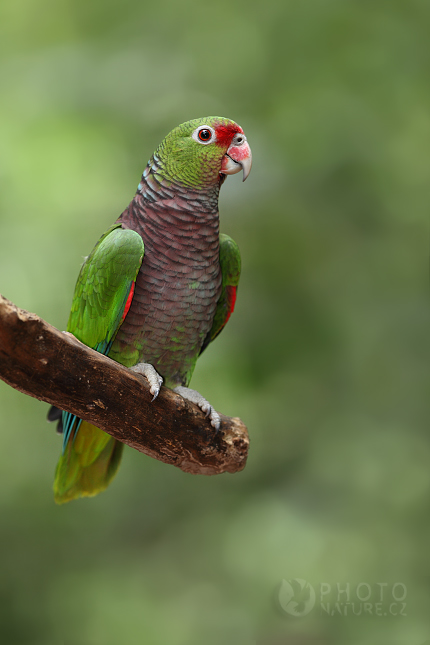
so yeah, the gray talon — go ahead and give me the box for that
[173,386,221,431]
[130,362,163,400]
[209,410,221,431]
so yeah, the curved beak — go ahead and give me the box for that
[220,135,252,181]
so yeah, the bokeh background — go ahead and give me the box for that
[0,1,428,643]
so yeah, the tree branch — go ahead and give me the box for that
[0,294,249,475]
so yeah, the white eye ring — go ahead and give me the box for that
[192,125,216,145]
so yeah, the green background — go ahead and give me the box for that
[0,1,428,643]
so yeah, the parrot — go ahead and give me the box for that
[47,116,252,504]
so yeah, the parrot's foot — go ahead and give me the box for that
[173,386,221,431]
[130,363,164,400]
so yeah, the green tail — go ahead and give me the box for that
[53,421,124,504]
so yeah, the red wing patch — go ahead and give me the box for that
[225,285,237,320]
[221,285,237,330]
[121,282,135,321]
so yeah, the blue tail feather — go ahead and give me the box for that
[61,338,115,453]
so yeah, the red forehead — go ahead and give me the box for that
[214,123,243,147]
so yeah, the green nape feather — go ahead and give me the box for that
[54,421,124,504]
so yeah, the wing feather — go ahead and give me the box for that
[61,224,144,449]
[200,233,241,354]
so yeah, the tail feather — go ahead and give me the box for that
[53,420,124,504]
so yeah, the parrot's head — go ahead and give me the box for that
[155,116,252,190]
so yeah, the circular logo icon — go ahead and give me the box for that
[278,579,316,617]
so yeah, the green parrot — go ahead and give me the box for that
[48,116,252,504]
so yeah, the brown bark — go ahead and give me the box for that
[0,294,249,475]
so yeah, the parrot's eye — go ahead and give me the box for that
[192,125,216,145]
[198,129,211,141]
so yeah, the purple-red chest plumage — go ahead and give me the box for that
[109,177,222,387]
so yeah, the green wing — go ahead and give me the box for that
[54,224,144,504]
[67,224,144,350]
[200,233,241,354]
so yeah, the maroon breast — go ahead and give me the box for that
[110,191,222,387]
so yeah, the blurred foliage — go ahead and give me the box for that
[0,0,428,643]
